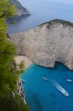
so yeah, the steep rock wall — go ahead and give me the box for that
[9,0,30,16]
[10,19,73,70]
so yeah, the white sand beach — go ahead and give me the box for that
[15,55,32,68]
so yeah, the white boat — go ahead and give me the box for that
[42,77,69,96]
[53,82,69,96]
[27,66,30,69]
[66,79,72,82]
[43,77,48,81]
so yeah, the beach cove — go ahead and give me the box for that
[20,63,73,111]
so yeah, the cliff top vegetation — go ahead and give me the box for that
[39,19,73,28]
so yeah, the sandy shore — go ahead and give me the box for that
[15,55,32,68]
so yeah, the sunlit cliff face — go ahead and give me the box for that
[10,19,73,70]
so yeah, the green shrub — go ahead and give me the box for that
[10,20,16,24]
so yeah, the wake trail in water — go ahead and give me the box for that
[43,77,69,96]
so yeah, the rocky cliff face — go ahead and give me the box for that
[10,19,73,70]
[9,0,30,16]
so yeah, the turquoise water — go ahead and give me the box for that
[21,63,73,111]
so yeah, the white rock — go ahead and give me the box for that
[10,19,73,70]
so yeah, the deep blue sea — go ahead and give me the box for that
[21,63,73,111]
[7,0,73,33]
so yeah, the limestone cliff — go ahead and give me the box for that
[10,19,73,70]
[9,0,30,16]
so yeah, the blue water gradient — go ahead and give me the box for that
[20,63,73,111]
[7,0,73,33]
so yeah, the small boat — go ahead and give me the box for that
[21,79,25,83]
[66,79,72,82]
[27,66,30,69]
[42,77,48,81]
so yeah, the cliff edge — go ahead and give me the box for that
[9,0,30,16]
[10,19,73,70]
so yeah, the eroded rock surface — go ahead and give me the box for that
[10,19,73,70]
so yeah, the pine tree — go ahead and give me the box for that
[0,0,29,111]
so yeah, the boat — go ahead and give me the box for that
[21,79,25,83]
[42,77,48,81]
[42,77,69,96]
[66,79,72,82]
[27,66,30,69]
[54,83,69,96]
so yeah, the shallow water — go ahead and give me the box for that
[21,63,73,111]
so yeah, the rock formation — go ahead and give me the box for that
[9,0,30,16]
[10,19,73,70]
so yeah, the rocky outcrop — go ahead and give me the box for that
[9,0,30,16]
[10,19,73,70]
